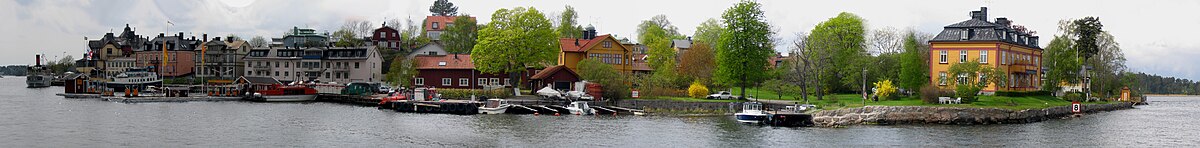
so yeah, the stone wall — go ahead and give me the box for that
[812,102,1135,127]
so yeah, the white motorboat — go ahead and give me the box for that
[478,99,512,114]
[566,101,595,115]
[735,102,769,124]
[106,68,162,91]
[536,86,563,100]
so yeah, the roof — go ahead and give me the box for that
[558,34,613,52]
[671,39,692,49]
[414,54,474,69]
[530,65,579,80]
[424,16,476,31]
[238,76,281,84]
[929,7,1041,49]
[226,40,247,48]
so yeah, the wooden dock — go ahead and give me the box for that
[315,93,382,106]
[380,100,482,115]
[103,96,244,103]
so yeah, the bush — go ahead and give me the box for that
[1063,92,1085,102]
[995,90,1053,97]
[438,88,512,99]
[687,81,710,98]
[955,85,982,103]
[873,80,898,100]
[919,85,940,104]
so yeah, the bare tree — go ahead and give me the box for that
[868,27,902,54]
[249,36,268,48]
[342,19,374,38]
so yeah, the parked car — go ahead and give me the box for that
[377,85,392,94]
[707,91,737,100]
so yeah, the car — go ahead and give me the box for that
[707,91,737,100]
[377,85,392,94]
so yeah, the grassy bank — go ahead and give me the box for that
[728,88,1115,110]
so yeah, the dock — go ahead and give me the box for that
[315,93,383,106]
[103,96,244,103]
[56,93,102,99]
[380,100,482,115]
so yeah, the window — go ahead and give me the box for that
[442,78,451,86]
[1001,51,1006,64]
[428,51,438,55]
[960,30,969,40]
[284,62,288,68]
[355,62,360,69]
[957,73,968,85]
[938,72,947,85]
[980,50,988,63]
[603,41,612,48]
[490,78,500,86]
[325,72,330,79]
[274,71,279,76]
[274,61,279,67]
[415,78,424,86]
[478,78,487,86]
[503,78,511,86]
[939,50,947,63]
[459,78,469,86]
[432,22,440,29]
[959,50,968,63]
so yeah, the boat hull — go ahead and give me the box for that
[250,95,318,102]
[735,113,768,124]
[478,105,510,114]
[26,76,52,88]
[105,81,163,91]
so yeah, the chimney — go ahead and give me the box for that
[203,34,208,42]
[575,38,580,46]
[35,55,41,66]
[969,11,981,20]
[996,17,1010,26]
[979,7,988,20]
[215,37,222,42]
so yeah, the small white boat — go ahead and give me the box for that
[735,102,769,124]
[478,99,512,114]
[254,94,318,102]
[566,101,595,115]
[536,86,563,100]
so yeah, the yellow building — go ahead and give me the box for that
[929,7,1043,92]
[558,27,634,74]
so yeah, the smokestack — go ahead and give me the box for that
[203,34,208,42]
[35,55,41,66]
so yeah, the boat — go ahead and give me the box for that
[478,99,512,114]
[105,68,162,91]
[566,101,595,115]
[247,84,318,101]
[536,86,563,100]
[735,102,769,124]
[26,54,52,88]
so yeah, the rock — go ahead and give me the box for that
[812,102,1134,127]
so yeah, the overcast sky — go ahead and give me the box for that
[3,0,1199,80]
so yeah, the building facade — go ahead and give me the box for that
[412,54,522,89]
[371,23,403,50]
[244,46,383,84]
[135,32,201,77]
[196,37,247,81]
[423,16,475,41]
[557,27,635,74]
[928,7,1043,92]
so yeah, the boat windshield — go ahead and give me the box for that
[743,103,761,111]
[486,100,500,108]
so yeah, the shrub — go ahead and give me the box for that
[687,81,710,98]
[995,90,1053,97]
[919,85,940,104]
[438,88,512,99]
[955,85,982,103]
[1063,92,1085,102]
[873,80,898,100]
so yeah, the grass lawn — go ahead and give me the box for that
[634,96,744,103]
[728,88,1114,110]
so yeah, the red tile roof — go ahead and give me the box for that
[558,34,612,52]
[414,54,474,69]
[530,65,578,80]
[424,16,476,31]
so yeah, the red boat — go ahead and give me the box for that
[238,77,318,102]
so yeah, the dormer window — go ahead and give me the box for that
[960,30,969,40]
[432,22,440,29]
[437,61,447,66]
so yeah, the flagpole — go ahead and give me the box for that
[162,21,172,93]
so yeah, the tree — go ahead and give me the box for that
[692,18,723,47]
[761,79,795,100]
[429,0,458,16]
[384,56,419,87]
[556,5,583,38]
[443,15,478,54]
[641,22,675,73]
[806,12,867,94]
[679,42,716,83]
[249,36,268,47]
[577,59,629,99]
[898,31,929,91]
[472,7,558,91]
[342,19,373,38]
[868,27,902,54]
[225,34,241,41]
[332,28,359,47]
[947,60,1006,103]
[637,15,682,41]
[1072,17,1102,99]
[715,0,774,97]
[1041,35,1079,91]
[788,32,822,102]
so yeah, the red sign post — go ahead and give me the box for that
[631,89,640,98]
[1071,101,1082,113]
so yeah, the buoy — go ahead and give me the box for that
[554,113,560,116]
[534,112,540,116]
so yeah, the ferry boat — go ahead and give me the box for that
[735,102,769,124]
[478,99,512,114]
[106,68,162,91]
[26,54,52,88]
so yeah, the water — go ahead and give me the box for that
[0,77,1197,147]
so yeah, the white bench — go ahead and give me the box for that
[939,97,962,104]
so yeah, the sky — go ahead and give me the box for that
[3,0,1200,80]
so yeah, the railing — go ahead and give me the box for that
[307,83,346,94]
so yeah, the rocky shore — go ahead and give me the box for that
[812,102,1135,127]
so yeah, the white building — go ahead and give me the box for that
[244,46,382,84]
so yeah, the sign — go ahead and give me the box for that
[631,89,640,98]
[1071,101,1082,113]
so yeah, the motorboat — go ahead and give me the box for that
[536,86,563,100]
[26,54,51,88]
[735,102,769,124]
[106,68,162,91]
[478,99,512,114]
[565,91,594,101]
[247,84,318,102]
[566,101,595,115]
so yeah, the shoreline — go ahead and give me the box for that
[811,102,1135,127]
